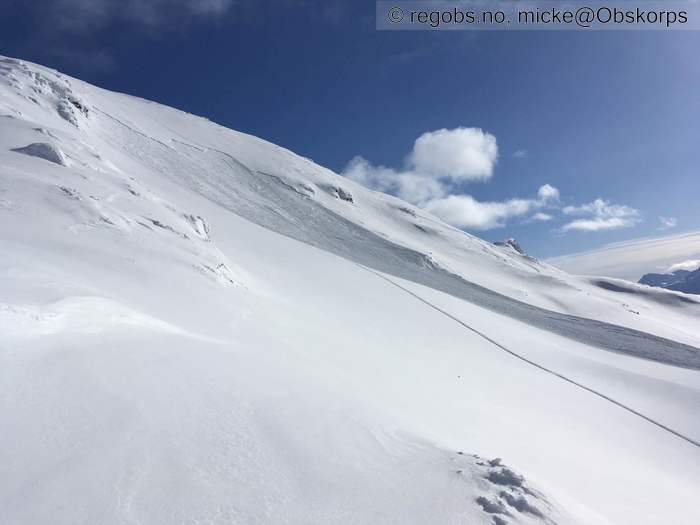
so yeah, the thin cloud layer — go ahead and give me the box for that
[46,0,234,32]
[531,212,553,222]
[658,216,678,230]
[561,199,641,232]
[15,0,237,71]
[548,231,700,280]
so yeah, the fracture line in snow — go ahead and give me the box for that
[360,265,700,450]
[92,108,176,151]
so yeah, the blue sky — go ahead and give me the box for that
[1,0,698,264]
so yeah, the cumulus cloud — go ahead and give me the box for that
[343,127,498,201]
[537,184,560,202]
[658,216,678,230]
[424,185,557,230]
[342,156,445,204]
[666,259,700,273]
[344,128,497,203]
[407,127,498,181]
[423,195,539,230]
[344,129,644,235]
[561,199,641,232]
[512,149,528,159]
[343,128,562,230]
[344,127,498,202]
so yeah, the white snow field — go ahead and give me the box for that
[1,56,699,525]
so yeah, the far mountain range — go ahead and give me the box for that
[639,267,700,295]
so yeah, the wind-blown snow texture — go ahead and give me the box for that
[1,56,699,525]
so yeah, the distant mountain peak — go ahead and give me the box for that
[494,238,525,255]
[639,268,700,295]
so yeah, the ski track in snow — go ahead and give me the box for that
[361,265,700,449]
[202,167,700,370]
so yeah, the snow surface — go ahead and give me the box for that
[1,56,699,525]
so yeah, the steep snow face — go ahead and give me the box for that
[1,56,700,525]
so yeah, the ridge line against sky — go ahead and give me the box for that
[1,0,698,269]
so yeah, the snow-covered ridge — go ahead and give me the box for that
[2,55,697,351]
[1,56,699,525]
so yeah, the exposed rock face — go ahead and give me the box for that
[494,238,525,255]
[639,268,700,295]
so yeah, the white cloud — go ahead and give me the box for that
[408,127,498,181]
[562,199,633,217]
[423,195,538,230]
[561,199,640,232]
[422,185,560,230]
[343,128,563,231]
[666,259,700,273]
[561,217,634,232]
[658,216,678,230]
[342,156,445,204]
[344,127,498,205]
[531,212,553,222]
[345,132,643,236]
[537,184,559,202]
[512,149,528,159]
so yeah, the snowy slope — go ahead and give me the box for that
[1,56,699,525]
